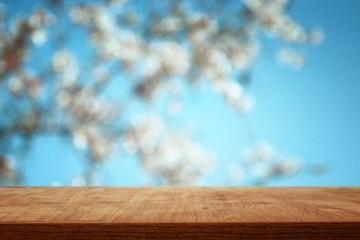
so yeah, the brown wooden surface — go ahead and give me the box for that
[0,187,359,239]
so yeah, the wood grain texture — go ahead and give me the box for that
[0,187,359,239]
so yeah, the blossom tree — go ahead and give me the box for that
[0,0,323,186]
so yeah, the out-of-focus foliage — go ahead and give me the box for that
[0,0,323,186]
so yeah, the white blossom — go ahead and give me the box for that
[123,115,214,185]
[71,125,114,161]
[237,141,302,183]
[152,16,182,35]
[168,99,183,115]
[228,163,245,183]
[308,29,324,45]
[8,75,24,96]
[52,51,79,86]
[150,41,190,76]
[276,48,305,70]
[31,28,47,46]
[71,175,87,186]
[70,5,94,25]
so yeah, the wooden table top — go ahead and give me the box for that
[0,187,359,239]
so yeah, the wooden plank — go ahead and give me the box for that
[0,187,359,239]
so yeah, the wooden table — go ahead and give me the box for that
[0,187,359,239]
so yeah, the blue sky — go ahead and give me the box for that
[248,0,360,186]
[3,0,360,186]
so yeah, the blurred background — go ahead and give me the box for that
[0,0,359,186]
